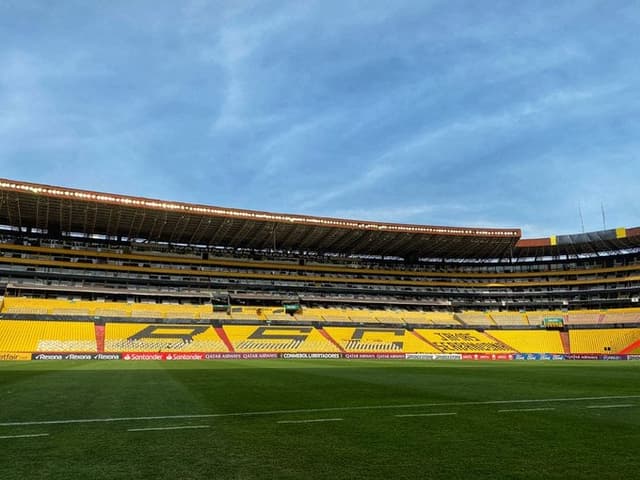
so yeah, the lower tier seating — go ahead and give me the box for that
[105,323,228,352]
[224,325,339,352]
[0,318,638,354]
[323,327,440,353]
[569,328,640,354]
[414,329,515,353]
[0,320,97,352]
[487,330,564,354]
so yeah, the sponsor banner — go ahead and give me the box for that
[92,353,121,360]
[405,353,462,361]
[628,355,640,361]
[235,352,279,360]
[121,352,279,360]
[563,354,600,360]
[563,354,628,361]
[281,353,341,359]
[343,353,406,359]
[124,352,212,361]
[32,353,65,360]
[32,353,122,360]
[0,352,31,361]
[513,353,565,361]
[461,353,514,361]
[122,353,164,361]
[601,355,627,361]
[165,353,205,361]
[205,353,242,360]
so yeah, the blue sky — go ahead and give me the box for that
[1,1,639,238]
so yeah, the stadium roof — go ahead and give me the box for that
[0,178,638,259]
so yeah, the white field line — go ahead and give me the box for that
[127,425,210,432]
[1,395,639,428]
[0,433,49,439]
[586,404,634,409]
[498,408,556,413]
[395,412,457,418]
[277,418,343,424]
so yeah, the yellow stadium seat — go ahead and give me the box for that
[0,320,96,352]
[223,325,338,352]
[415,329,514,353]
[569,328,640,354]
[104,323,228,352]
[488,330,564,353]
[323,326,439,353]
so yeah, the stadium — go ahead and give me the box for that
[0,178,638,479]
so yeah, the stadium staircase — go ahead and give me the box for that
[94,325,105,353]
[318,329,346,352]
[482,331,517,352]
[409,330,442,352]
[559,332,571,354]
[214,327,235,352]
[620,338,640,354]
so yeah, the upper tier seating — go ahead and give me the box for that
[1,297,214,320]
[489,312,529,326]
[456,312,494,326]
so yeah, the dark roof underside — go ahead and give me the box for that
[1,178,638,259]
[0,179,519,259]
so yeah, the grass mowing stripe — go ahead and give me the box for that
[1,394,639,427]
[498,408,556,413]
[127,425,210,432]
[277,418,343,424]
[0,433,49,439]
[395,412,457,417]
[0,362,638,479]
[586,404,634,409]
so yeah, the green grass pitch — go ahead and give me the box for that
[0,360,638,479]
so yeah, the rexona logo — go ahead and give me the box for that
[93,353,121,360]
[32,353,120,360]
[65,354,93,360]
[32,353,64,360]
